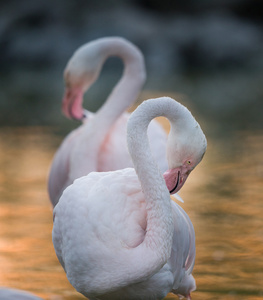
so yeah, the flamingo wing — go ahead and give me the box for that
[98,113,133,171]
[169,200,196,297]
[52,168,147,282]
[48,127,83,206]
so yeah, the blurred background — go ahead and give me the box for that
[1,0,263,130]
[0,0,263,299]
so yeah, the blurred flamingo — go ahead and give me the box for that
[52,97,207,299]
[48,37,168,207]
[0,288,43,300]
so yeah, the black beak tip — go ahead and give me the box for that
[169,171,180,194]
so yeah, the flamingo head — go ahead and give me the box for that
[62,86,84,120]
[62,42,103,120]
[164,110,207,194]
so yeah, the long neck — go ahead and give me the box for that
[71,38,146,178]
[92,37,146,130]
[124,98,189,280]
[127,98,184,256]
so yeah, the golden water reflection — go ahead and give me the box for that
[0,127,262,300]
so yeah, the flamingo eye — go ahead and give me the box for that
[187,160,191,165]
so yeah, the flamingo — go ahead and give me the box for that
[48,37,168,207]
[52,97,207,300]
[0,288,43,299]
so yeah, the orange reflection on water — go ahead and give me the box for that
[0,127,262,300]
[181,131,263,299]
[0,128,85,299]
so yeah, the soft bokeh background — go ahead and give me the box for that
[0,0,262,299]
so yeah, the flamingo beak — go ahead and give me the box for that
[62,87,84,120]
[163,166,190,194]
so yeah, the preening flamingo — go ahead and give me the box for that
[0,288,43,299]
[52,97,207,300]
[48,37,168,207]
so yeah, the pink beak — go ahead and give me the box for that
[163,166,190,194]
[62,87,84,120]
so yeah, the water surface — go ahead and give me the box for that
[0,126,262,299]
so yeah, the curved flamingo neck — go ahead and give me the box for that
[68,38,146,179]
[75,38,146,176]
[91,37,146,130]
[127,98,188,255]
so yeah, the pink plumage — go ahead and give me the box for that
[48,37,168,207]
[52,97,207,299]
